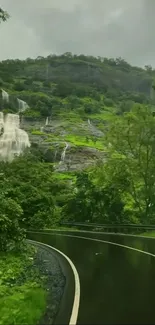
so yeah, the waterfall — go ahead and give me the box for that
[0,112,4,135]
[17,98,29,113]
[87,118,104,136]
[40,126,44,132]
[0,113,30,161]
[59,142,69,164]
[54,149,58,162]
[1,89,9,102]
[88,119,91,126]
[45,117,49,126]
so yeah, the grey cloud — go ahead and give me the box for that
[0,0,155,66]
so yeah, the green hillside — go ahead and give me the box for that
[1,53,155,240]
[0,53,155,118]
[1,53,155,171]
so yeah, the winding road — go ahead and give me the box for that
[28,230,155,324]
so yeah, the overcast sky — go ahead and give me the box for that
[0,0,155,67]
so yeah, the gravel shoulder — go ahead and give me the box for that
[32,243,66,325]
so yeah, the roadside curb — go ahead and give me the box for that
[27,239,80,325]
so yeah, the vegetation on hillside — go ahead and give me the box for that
[0,53,155,118]
[0,246,47,325]
[1,52,155,323]
[1,104,155,234]
[1,54,155,233]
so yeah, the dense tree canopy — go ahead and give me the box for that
[0,53,155,118]
[0,152,71,251]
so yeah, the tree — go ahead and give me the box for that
[35,100,50,116]
[0,196,24,251]
[0,8,9,23]
[106,104,155,223]
[119,100,134,113]
[104,98,114,107]
[0,172,24,251]
[63,172,95,222]
[63,171,125,224]
[0,154,59,229]
[14,81,26,91]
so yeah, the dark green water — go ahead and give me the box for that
[28,232,155,324]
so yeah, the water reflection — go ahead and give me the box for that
[28,232,155,324]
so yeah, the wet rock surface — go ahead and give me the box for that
[32,245,66,325]
[21,117,106,170]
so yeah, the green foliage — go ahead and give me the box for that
[0,53,154,119]
[0,78,4,86]
[119,100,134,113]
[0,172,24,252]
[0,154,56,229]
[61,105,155,225]
[0,197,24,251]
[23,109,41,117]
[63,171,126,224]
[64,134,104,149]
[105,105,155,223]
[0,8,9,23]
[139,231,155,237]
[0,152,72,245]
[13,81,26,91]
[0,247,47,325]
[0,287,46,325]
[31,129,45,135]
[104,98,114,107]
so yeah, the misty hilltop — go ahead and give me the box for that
[0,53,155,101]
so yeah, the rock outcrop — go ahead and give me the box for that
[21,116,106,171]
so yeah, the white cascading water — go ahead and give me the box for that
[0,112,30,161]
[45,117,49,126]
[88,117,104,136]
[88,118,91,126]
[41,116,49,131]
[59,142,69,164]
[1,89,9,102]
[54,149,58,162]
[0,112,4,136]
[17,98,29,112]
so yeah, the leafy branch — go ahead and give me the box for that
[0,8,10,23]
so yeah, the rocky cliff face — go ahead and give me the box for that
[21,115,106,171]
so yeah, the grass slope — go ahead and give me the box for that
[139,231,155,237]
[0,247,47,325]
